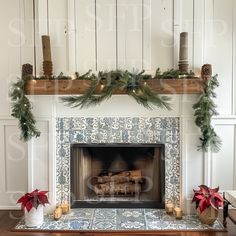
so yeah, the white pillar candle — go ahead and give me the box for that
[174,207,183,220]
[165,202,174,214]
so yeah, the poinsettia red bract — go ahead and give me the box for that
[17,189,49,212]
[192,185,224,214]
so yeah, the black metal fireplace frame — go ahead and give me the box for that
[70,143,165,209]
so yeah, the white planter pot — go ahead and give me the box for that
[24,205,44,228]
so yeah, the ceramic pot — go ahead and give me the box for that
[24,205,44,227]
[197,206,218,226]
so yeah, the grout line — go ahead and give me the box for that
[234,126,236,189]
[47,0,49,35]
[116,0,118,70]
[172,0,174,68]
[95,0,98,71]
[231,0,235,115]
[74,0,77,71]
[202,0,205,64]
[141,0,144,70]
[19,0,22,66]
[192,0,195,70]
[33,0,36,77]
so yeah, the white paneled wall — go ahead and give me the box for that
[0,0,236,211]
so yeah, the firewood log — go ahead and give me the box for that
[94,182,141,195]
[97,170,142,184]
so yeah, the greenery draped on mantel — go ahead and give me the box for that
[9,68,221,153]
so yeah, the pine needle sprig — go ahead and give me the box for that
[10,77,40,141]
[60,69,172,110]
[193,75,222,152]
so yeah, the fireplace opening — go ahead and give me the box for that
[70,143,165,208]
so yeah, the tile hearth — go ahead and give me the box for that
[15,209,223,231]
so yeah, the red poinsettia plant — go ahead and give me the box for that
[192,185,224,214]
[17,189,49,212]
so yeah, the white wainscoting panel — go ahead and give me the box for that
[0,120,28,209]
[211,124,235,190]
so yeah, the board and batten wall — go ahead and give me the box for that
[0,0,236,212]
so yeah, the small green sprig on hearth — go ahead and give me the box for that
[10,77,40,141]
[193,75,222,152]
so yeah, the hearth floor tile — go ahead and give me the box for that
[14,208,224,231]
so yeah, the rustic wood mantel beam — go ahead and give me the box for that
[24,78,204,95]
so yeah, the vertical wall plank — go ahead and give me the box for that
[67,0,76,72]
[150,0,173,70]
[96,0,116,70]
[173,0,181,69]
[117,0,143,70]
[193,0,205,74]
[34,0,48,75]
[20,0,35,68]
[0,0,21,116]
[180,0,194,70]
[142,0,151,70]
[76,0,96,72]
[205,0,233,115]
[48,0,68,75]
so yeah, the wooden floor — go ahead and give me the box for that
[0,210,236,236]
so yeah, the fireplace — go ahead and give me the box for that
[56,117,180,207]
[70,143,165,208]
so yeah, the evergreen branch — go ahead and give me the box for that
[10,77,40,141]
[193,75,222,152]
[60,69,172,110]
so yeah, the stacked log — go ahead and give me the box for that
[93,170,142,196]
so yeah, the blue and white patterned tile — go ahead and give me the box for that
[15,209,224,231]
[55,117,181,204]
[117,209,146,230]
[68,208,94,219]
[92,209,116,230]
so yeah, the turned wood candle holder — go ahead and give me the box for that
[43,61,53,77]
[42,35,53,77]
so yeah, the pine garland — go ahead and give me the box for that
[10,77,40,141]
[10,68,197,142]
[193,75,222,152]
[60,70,172,110]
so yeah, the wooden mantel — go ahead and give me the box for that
[24,78,204,95]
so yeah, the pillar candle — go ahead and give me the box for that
[179,32,188,62]
[165,202,174,214]
[61,201,70,214]
[174,207,183,220]
[53,206,62,220]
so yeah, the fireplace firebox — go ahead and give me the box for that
[70,143,165,208]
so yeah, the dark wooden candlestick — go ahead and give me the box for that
[42,35,53,77]
[178,32,189,73]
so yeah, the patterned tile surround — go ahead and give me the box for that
[56,117,180,205]
[15,208,223,231]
